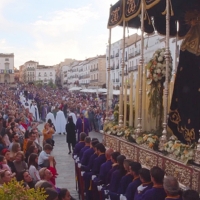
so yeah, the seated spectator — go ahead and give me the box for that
[59,188,75,200]
[10,142,21,161]
[0,169,12,186]
[163,176,181,200]
[139,166,166,200]
[18,170,35,189]
[0,155,11,172]
[28,153,40,182]
[38,144,53,168]
[73,132,87,157]
[1,149,16,173]
[9,132,19,151]
[13,151,28,179]
[134,168,153,200]
[45,188,58,200]
[182,189,199,200]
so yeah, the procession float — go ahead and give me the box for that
[104,0,200,192]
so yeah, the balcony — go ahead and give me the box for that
[110,55,114,59]
[135,51,140,56]
[112,79,115,83]
[90,68,98,72]
[129,53,134,59]
[79,69,83,72]
[128,65,138,72]
[115,53,119,57]
[111,66,115,70]
[120,71,128,76]
[79,74,90,79]
[116,78,119,82]
[116,64,119,69]
[90,79,99,83]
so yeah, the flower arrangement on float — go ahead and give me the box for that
[146,48,173,130]
[164,135,195,164]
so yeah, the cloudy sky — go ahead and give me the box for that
[0,0,138,68]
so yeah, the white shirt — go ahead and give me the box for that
[38,151,50,165]
[29,165,40,182]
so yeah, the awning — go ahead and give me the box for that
[69,87,82,91]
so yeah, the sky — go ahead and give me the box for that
[0,0,138,68]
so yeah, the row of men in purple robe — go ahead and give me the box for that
[72,133,199,200]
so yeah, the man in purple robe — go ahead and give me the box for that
[124,162,142,200]
[134,168,153,200]
[163,176,181,200]
[76,113,90,141]
[182,190,199,200]
[79,136,91,160]
[81,140,99,168]
[73,132,87,157]
[138,166,166,200]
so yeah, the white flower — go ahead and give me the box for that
[154,53,158,57]
[154,77,158,82]
[162,70,166,75]
[157,69,161,73]
[158,56,163,62]
[153,74,157,78]
[160,52,165,56]
[157,63,162,68]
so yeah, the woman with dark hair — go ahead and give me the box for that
[47,119,56,131]
[28,153,40,183]
[109,155,127,193]
[58,188,75,200]
[18,170,35,188]
[65,116,76,154]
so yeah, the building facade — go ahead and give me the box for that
[0,53,15,83]
[19,61,56,84]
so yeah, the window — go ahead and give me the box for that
[44,72,47,76]
[38,72,41,76]
[5,58,9,61]
[5,63,9,70]
[50,72,52,76]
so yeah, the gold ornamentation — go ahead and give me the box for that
[191,170,199,191]
[127,0,136,14]
[119,141,137,161]
[111,7,120,23]
[177,126,195,143]
[169,110,181,125]
[138,149,158,169]
[104,134,119,151]
[165,160,191,187]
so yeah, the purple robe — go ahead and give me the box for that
[108,173,133,200]
[73,141,85,157]
[139,186,166,200]
[106,164,119,184]
[81,153,98,172]
[134,182,153,200]
[125,177,141,200]
[76,117,90,140]
[79,145,90,160]
[81,147,94,166]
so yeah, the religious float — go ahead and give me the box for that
[104,0,200,192]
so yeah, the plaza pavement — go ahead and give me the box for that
[38,123,103,199]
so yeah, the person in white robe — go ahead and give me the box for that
[46,111,55,125]
[30,102,40,122]
[55,108,66,135]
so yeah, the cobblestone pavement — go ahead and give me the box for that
[39,122,103,200]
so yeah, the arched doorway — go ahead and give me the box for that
[4,74,10,83]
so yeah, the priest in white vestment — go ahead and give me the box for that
[46,111,55,125]
[30,102,40,122]
[55,108,66,135]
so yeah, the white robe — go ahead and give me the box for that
[69,112,77,124]
[46,112,55,125]
[55,110,66,134]
[30,105,40,121]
